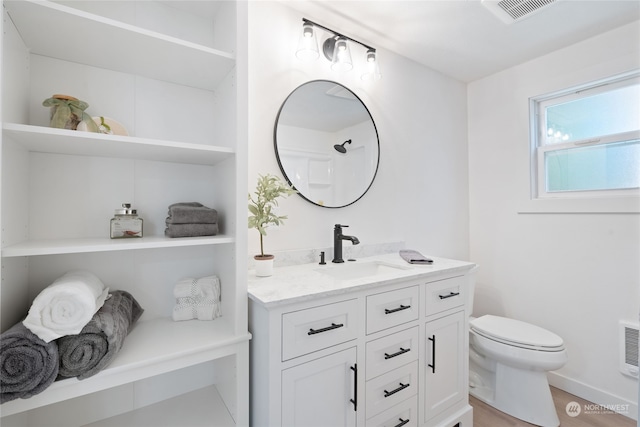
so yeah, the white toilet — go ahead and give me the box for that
[467,272,568,427]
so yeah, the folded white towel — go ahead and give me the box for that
[172,297,221,321]
[173,277,203,299]
[172,297,199,322]
[173,275,220,299]
[199,276,220,302]
[195,301,220,321]
[22,270,110,342]
[172,276,221,321]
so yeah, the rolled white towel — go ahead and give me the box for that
[23,270,109,342]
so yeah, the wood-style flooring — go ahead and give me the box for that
[470,386,636,427]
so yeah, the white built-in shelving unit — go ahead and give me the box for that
[0,1,249,425]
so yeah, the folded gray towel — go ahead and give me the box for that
[399,249,433,264]
[0,321,59,403]
[167,202,218,225]
[165,223,218,238]
[57,290,143,380]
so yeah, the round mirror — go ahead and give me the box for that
[274,80,380,208]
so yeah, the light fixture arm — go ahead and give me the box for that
[302,18,376,54]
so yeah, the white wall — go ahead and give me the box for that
[247,1,469,260]
[468,21,640,416]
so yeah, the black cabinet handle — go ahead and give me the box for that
[383,382,409,398]
[438,291,460,299]
[384,347,410,360]
[350,364,358,411]
[394,418,410,427]
[308,322,344,335]
[385,304,410,314]
[428,335,436,373]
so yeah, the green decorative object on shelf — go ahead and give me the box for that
[248,174,296,276]
[43,94,98,132]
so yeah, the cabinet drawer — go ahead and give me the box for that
[366,395,418,427]
[366,361,418,419]
[282,299,358,361]
[366,286,419,334]
[366,326,419,380]
[425,276,466,315]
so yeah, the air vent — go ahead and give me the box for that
[620,320,639,379]
[325,85,356,100]
[482,0,558,24]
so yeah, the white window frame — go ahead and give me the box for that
[530,71,640,200]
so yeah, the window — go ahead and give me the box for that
[531,72,640,199]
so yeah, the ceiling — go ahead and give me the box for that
[281,0,640,82]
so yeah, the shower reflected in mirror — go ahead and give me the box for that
[334,139,352,154]
[274,80,379,208]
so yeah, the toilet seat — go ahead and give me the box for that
[470,315,564,352]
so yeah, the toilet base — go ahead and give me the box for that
[470,362,560,427]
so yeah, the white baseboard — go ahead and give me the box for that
[548,372,638,422]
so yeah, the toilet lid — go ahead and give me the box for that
[471,315,564,350]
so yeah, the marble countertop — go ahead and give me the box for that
[248,253,476,308]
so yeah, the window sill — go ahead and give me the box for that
[518,196,640,214]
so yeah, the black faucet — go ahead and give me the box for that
[333,224,360,263]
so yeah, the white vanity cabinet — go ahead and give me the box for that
[424,311,466,425]
[280,299,359,426]
[282,346,358,427]
[248,255,475,427]
[1,1,249,426]
[423,276,467,425]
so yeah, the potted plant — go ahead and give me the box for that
[248,174,297,276]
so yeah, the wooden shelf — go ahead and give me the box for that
[0,318,251,417]
[3,124,235,166]
[4,0,235,91]
[2,235,235,258]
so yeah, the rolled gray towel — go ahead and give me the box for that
[166,202,218,225]
[57,290,144,380]
[164,223,218,238]
[0,322,59,403]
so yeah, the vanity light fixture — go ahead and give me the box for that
[296,18,381,81]
[362,48,381,81]
[329,36,353,72]
[296,21,319,60]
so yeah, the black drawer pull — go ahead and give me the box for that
[394,418,410,427]
[384,347,410,360]
[308,322,344,335]
[385,304,410,314]
[438,291,460,300]
[383,382,409,398]
[428,335,436,373]
[350,364,358,411]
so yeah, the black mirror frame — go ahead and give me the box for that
[273,80,380,209]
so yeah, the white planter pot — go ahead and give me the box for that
[254,255,274,277]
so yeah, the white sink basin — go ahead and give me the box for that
[315,261,411,280]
